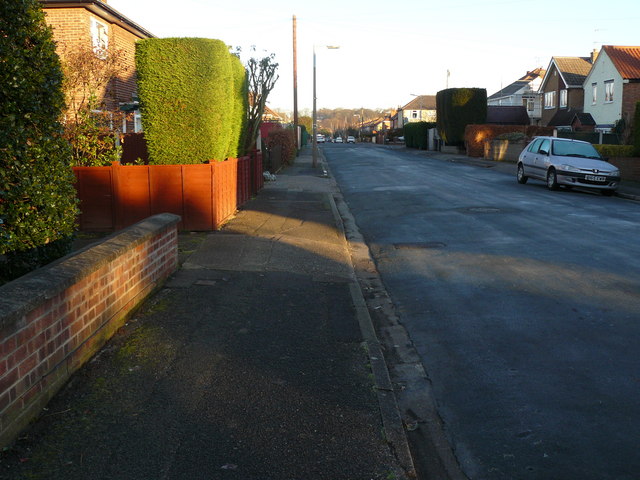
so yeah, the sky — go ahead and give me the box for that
[108,0,640,114]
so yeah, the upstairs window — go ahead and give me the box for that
[544,91,556,109]
[592,83,597,104]
[411,110,418,119]
[91,18,109,57]
[604,80,614,103]
[559,89,567,108]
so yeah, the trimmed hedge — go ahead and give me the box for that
[0,0,78,278]
[136,38,246,164]
[227,55,248,159]
[404,122,436,149]
[437,88,487,146]
[594,144,635,158]
[464,125,554,157]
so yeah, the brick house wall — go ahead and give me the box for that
[41,1,154,132]
[540,67,564,126]
[622,82,640,124]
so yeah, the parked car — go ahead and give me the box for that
[335,137,343,143]
[517,137,620,195]
[316,134,325,143]
[347,136,356,143]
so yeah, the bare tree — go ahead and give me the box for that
[243,47,279,153]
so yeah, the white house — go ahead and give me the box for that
[582,45,640,132]
[487,68,545,124]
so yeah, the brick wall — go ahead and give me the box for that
[0,214,180,447]
[621,83,640,124]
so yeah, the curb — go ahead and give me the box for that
[322,154,417,479]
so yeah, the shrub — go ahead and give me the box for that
[594,144,635,158]
[226,55,248,158]
[0,0,78,279]
[464,125,554,157]
[266,129,296,165]
[404,122,436,149]
[136,38,243,164]
[437,88,487,146]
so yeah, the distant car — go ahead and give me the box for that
[316,134,325,143]
[346,136,356,143]
[517,136,620,195]
[335,137,343,143]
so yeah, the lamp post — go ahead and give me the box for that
[312,45,339,168]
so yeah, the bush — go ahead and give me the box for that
[464,125,554,157]
[404,122,436,149]
[0,0,78,278]
[594,144,635,158]
[437,88,487,146]
[266,129,296,165]
[136,38,245,164]
[227,55,248,159]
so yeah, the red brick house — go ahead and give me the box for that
[40,0,155,133]
[539,53,595,129]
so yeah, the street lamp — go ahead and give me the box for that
[312,44,339,168]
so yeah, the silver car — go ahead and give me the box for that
[517,136,620,195]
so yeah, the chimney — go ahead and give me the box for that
[590,48,599,63]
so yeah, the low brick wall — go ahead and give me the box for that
[0,213,181,447]
[609,157,640,183]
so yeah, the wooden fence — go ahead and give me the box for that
[73,152,263,232]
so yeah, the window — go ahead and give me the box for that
[544,91,556,109]
[604,80,614,102]
[91,18,109,56]
[559,89,567,108]
[592,83,597,104]
[411,110,418,119]
[134,111,143,133]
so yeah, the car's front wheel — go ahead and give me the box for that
[517,164,528,184]
[546,168,559,190]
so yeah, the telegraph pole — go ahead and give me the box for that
[292,15,299,149]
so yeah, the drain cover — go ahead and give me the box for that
[465,207,502,213]
[393,242,446,250]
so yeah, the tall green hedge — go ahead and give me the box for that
[136,38,246,164]
[227,54,248,159]
[0,0,78,277]
[404,122,436,149]
[436,88,487,146]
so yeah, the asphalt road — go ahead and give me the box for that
[323,143,640,480]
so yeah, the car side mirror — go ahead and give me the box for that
[539,149,548,155]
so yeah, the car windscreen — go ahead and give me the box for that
[552,140,601,159]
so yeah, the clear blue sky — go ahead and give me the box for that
[109,0,640,113]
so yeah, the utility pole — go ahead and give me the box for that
[292,15,299,149]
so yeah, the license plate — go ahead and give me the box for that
[586,175,606,182]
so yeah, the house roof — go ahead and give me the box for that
[547,108,583,127]
[489,68,546,99]
[552,56,593,87]
[572,112,596,126]
[401,95,436,111]
[486,106,530,125]
[602,45,640,80]
[41,0,155,38]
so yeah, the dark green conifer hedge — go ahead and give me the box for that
[404,122,436,149]
[136,38,246,164]
[436,88,487,146]
[0,0,78,278]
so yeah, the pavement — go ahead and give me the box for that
[0,146,416,480]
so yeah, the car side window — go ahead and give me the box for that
[528,138,543,153]
[538,139,550,155]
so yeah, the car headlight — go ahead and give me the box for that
[559,164,581,172]
[610,169,620,176]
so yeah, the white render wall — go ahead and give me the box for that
[583,50,623,127]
